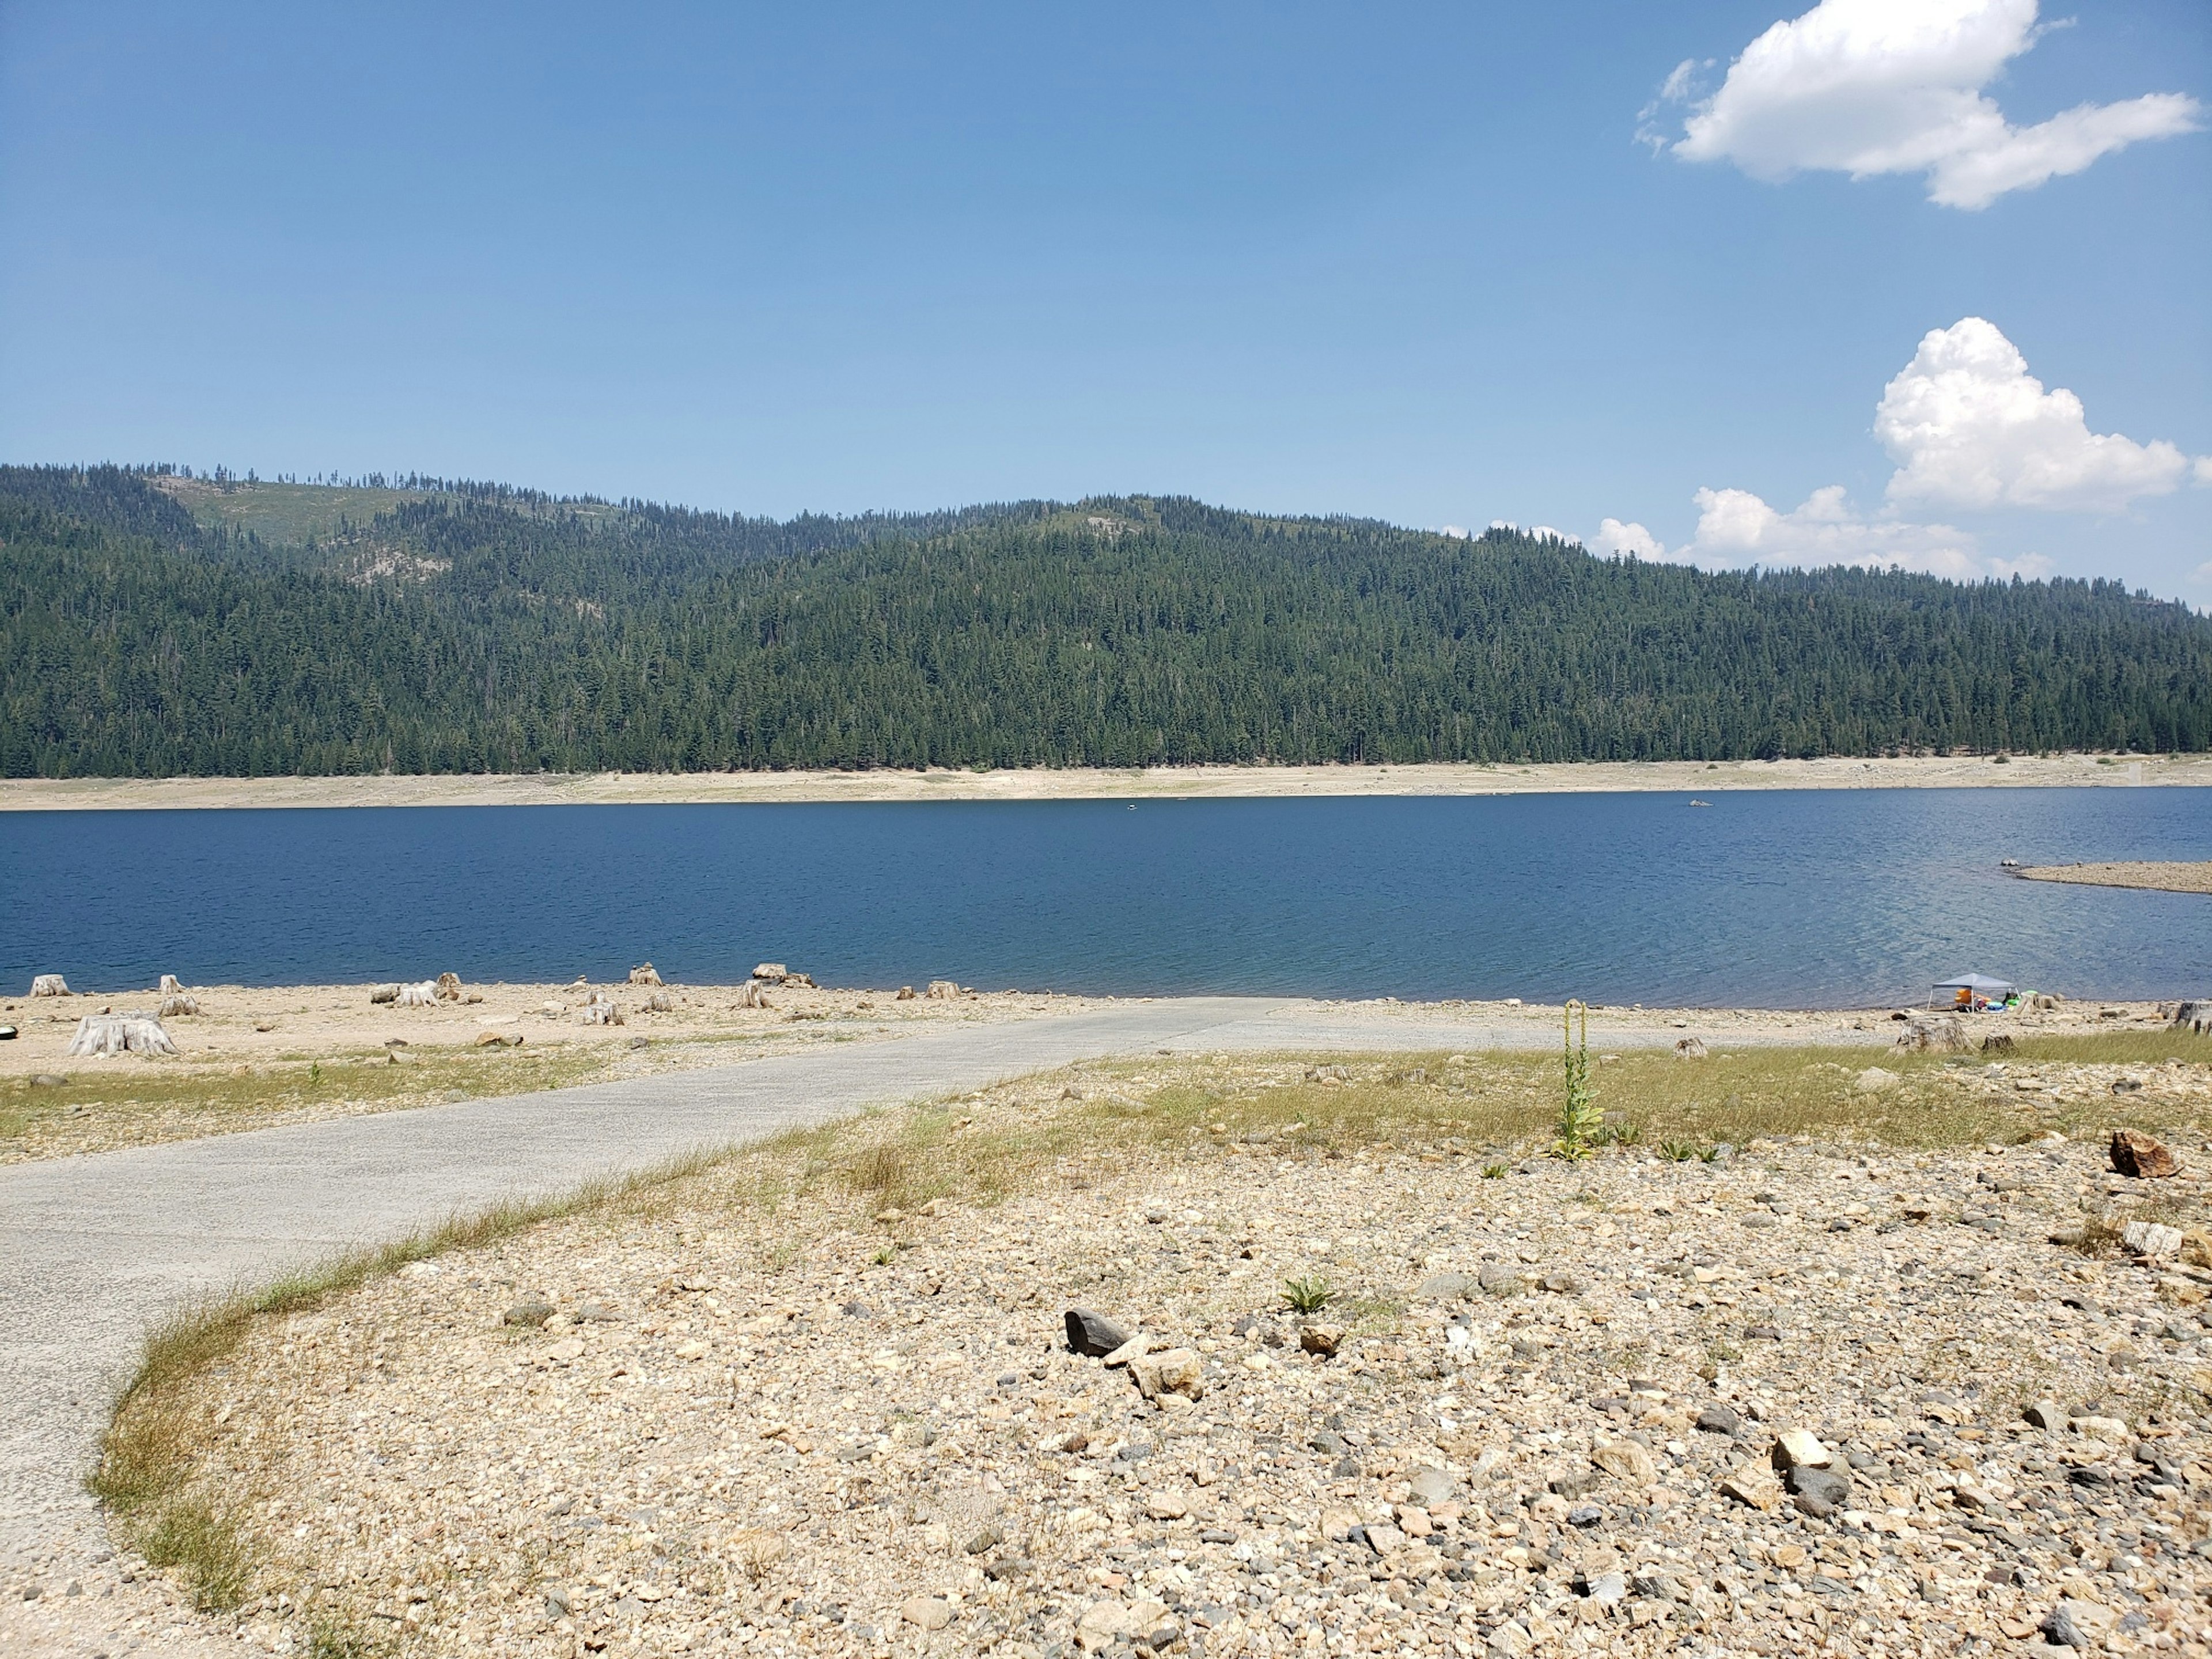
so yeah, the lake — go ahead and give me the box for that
[1,789,2205,1006]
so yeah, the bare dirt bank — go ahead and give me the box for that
[2017,862,2212,897]
[2,752,2207,811]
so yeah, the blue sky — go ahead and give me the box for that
[2,1,2206,593]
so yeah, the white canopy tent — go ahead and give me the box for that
[1929,973,2017,1009]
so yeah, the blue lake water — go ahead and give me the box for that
[1,790,2205,1007]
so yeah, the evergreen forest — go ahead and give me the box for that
[3,464,2207,778]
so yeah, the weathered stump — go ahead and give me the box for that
[66,1014,179,1057]
[630,963,663,986]
[435,972,463,1001]
[29,974,70,998]
[395,980,439,1008]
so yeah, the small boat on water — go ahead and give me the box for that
[1688,798,1711,807]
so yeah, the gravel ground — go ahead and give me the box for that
[63,1044,2212,1659]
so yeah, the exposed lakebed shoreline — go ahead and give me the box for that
[4,752,2210,812]
[50,1039,2212,1659]
[3,978,2187,1165]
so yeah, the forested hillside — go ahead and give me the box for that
[3,464,2207,777]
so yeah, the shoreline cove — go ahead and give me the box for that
[2,751,2209,811]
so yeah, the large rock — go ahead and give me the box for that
[1406,1467,1456,1508]
[1771,1430,1831,1470]
[1719,1464,1782,1511]
[1128,1347,1204,1402]
[2121,1219,2183,1258]
[1064,1308,1131,1357]
[1591,1440,1657,1487]
[902,1597,953,1631]
[1785,1465,1850,1509]
[2111,1129,2180,1179]
[2044,1599,2116,1649]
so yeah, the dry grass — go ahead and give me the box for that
[0,1034,807,1161]
[88,1144,734,1611]
[91,1030,2210,1615]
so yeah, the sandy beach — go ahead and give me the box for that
[2,752,2207,812]
[2017,862,2212,897]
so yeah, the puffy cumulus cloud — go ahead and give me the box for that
[1588,517,1677,561]
[1877,318,2200,512]
[1656,0,2202,210]
[1687,484,1985,577]
[1591,315,2209,582]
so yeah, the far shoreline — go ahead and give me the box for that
[2,751,2207,810]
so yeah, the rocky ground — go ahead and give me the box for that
[51,1036,2212,1659]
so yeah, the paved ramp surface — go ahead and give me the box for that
[0,995,1696,1565]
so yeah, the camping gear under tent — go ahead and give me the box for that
[1930,973,2017,1009]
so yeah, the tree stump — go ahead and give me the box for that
[158,974,183,996]
[395,981,439,1008]
[369,984,400,1005]
[435,972,463,1001]
[29,974,70,998]
[66,1014,179,1057]
[630,963,663,986]
[738,980,770,1009]
[158,994,199,1018]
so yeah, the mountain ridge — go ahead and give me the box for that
[3,464,2208,778]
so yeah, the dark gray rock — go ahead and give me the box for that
[1695,1404,1741,1436]
[1065,1307,1131,1357]
[1786,1465,1850,1506]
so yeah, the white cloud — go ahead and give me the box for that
[1687,484,1983,577]
[1877,317,2199,512]
[1592,316,2210,581]
[1656,0,2203,209]
[1588,517,1675,560]
[1438,524,1471,539]
[1529,525,1582,546]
